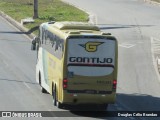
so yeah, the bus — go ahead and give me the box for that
[31,21,118,110]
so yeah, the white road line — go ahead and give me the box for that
[153,48,160,51]
[119,43,136,48]
[150,36,160,83]
[23,82,31,89]
[154,52,160,55]
[151,37,160,41]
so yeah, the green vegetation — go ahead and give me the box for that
[0,0,88,35]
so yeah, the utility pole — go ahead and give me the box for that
[33,0,38,19]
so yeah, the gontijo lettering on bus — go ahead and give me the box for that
[69,57,113,64]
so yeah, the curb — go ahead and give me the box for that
[60,0,97,24]
[144,0,160,6]
[0,1,94,40]
[0,11,36,39]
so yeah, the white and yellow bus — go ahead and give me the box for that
[31,21,118,110]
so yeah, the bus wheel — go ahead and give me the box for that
[39,72,47,93]
[52,85,62,108]
[52,85,57,106]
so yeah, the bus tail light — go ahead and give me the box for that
[63,78,68,89]
[113,80,117,89]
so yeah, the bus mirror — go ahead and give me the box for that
[34,36,40,43]
[31,39,36,51]
[31,37,40,50]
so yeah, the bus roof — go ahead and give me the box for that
[40,21,113,39]
[52,21,100,31]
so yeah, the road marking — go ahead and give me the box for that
[151,37,160,54]
[119,43,136,48]
[151,37,160,83]
[23,82,31,89]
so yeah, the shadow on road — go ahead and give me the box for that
[51,93,160,119]
[98,24,154,30]
[0,24,153,35]
[0,26,39,35]
[0,76,159,119]
[117,93,160,111]
[0,78,38,85]
[0,38,30,43]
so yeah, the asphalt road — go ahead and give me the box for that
[63,0,160,116]
[0,0,160,119]
[0,14,118,120]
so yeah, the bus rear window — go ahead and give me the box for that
[67,38,115,77]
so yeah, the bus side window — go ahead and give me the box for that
[37,29,42,45]
[58,40,64,53]
[45,30,50,45]
[52,35,64,59]
[55,36,59,51]
[41,29,64,59]
[51,34,56,48]
[42,28,46,44]
[56,38,64,58]
[59,40,64,57]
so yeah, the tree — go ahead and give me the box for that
[33,0,38,19]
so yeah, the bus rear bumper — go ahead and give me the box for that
[61,92,116,105]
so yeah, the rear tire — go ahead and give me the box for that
[52,85,62,108]
[52,85,57,106]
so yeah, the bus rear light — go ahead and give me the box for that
[113,80,117,89]
[63,79,68,83]
[63,84,67,89]
[63,78,68,89]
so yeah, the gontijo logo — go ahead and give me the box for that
[79,42,104,52]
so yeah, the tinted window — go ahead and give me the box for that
[41,28,64,59]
